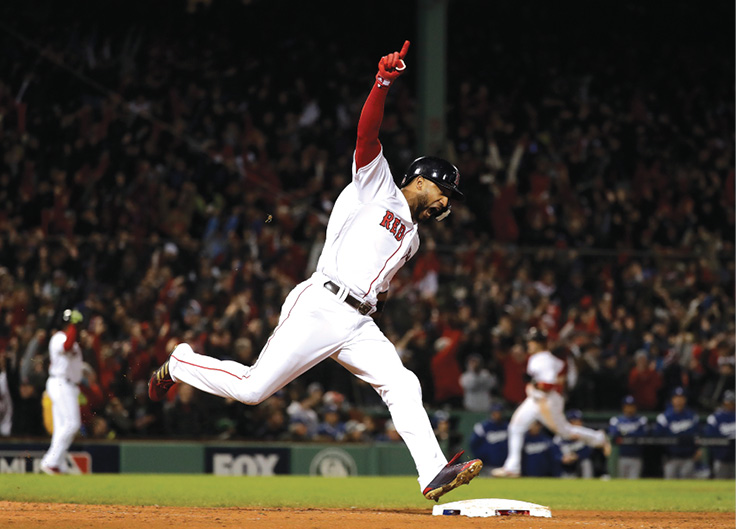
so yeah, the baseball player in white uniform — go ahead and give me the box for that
[40,309,84,475]
[150,41,482,501]
[492,328,610,477]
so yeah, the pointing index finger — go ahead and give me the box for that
[399,40,410,59]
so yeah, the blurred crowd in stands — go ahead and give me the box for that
[0,0,732,460]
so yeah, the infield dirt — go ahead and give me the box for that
[2,502,734,528]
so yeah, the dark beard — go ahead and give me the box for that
[413,193,432,224]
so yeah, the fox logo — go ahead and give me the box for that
[379,210,407,241]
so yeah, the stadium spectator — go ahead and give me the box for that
[163,383,208,438]
[314,405,346,442]
[628,350,663,411]
[459,353,497,412]
[285,381,322,439]
[253,400,290,442]
[499,343,528,406]
[376,419,402,443]
[344,420,370,443]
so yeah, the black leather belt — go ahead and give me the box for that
[323,281,373,315]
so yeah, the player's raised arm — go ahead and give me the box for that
[355,40,410,170]
[62,309,83,351]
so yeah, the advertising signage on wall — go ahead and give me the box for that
[205,446,291,476]
[0,443,120,474]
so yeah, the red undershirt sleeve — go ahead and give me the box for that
[355,83,390,170]
[63,324,77,351]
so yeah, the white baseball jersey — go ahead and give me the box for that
[48,330,83,384]
[316,149,419,304]
[168,149,449,491]
[527,350,564,386]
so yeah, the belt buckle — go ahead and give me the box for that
[356,301,372,315]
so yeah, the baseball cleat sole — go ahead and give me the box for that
[424,459,483,502]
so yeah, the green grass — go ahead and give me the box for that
[0,475,733,512]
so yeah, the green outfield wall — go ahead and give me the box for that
[0,439,421,476]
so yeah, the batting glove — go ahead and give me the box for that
[63,309,84,324]
[376,40,410,88]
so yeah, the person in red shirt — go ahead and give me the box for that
[430,329,464,408]
[628,350,663,410]
[501,344,529,405]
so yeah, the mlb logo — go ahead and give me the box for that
[67,452,92,474]
[26,452,92,474]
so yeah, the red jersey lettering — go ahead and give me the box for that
[380,210,394,228]
[379,210,408,242]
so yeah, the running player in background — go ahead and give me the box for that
[40,309,84,475]
[149,41,482,501]
[491,328,611,477]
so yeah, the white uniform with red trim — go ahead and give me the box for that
[41,330,83,473]
[169,148,448,489]
[316,150,419,301]
[498,349,606,475]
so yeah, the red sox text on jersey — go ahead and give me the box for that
[379,210,408,241]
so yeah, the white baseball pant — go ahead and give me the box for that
[168,273,447,490]
[41,377,81,471]
[502,388,606,474]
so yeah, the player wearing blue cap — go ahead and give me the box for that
[655,387,700,479]
[704,390,735,479]
[608,395,648,478]
[469,403,509,472]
